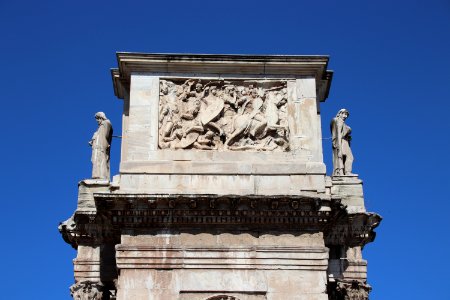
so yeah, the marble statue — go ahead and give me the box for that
[159,79,289,151]
[331,108,354,176]
[89,112,113,180]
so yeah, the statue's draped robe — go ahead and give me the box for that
[331,117,353,175]
[91,120,113,180]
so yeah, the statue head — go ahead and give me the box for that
[336,109,349,120]
[193,100,201,113]
[172,104,179,114]
[204,130,215,139]
[95,112,107,125]
[224,86,234,95]
[195,83,203,92]
[250,86,259,98]
[160,81,169,95]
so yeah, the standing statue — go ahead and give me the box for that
[89,112,113,180]
[331,109,354,176]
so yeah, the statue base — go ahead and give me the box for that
[330,175,365,213]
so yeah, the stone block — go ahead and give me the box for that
[117,173,327,196]
[331,175,366,213]
[73,245,100,281]
[77,179,110,212]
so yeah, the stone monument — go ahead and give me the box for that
[59,53,381,300]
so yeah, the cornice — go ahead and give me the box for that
[93,193,339,231]
[60,193,381,248]
[111,52,333,101]
[325,212,382,247]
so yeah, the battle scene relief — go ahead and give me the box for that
[158,79,289,151]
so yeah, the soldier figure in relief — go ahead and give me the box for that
[89,112,113,180]
[331,109,354,176]
[159,82,180,146]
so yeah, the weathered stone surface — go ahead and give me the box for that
[122,75,159,161]
[115,173,326,195]
[76,179,110,212]
[116,268,328,300]
[74,246,101,282]
[330,175,365,213]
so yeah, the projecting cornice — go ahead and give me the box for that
[111,52,333,101]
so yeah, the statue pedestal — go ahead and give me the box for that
[76,179,110,213]
[330,175,366,213]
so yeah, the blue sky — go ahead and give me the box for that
[0,0,449,299]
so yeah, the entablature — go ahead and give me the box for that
[111,53,333,101]
[94,193,338,232]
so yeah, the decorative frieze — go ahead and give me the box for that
[94,193,338,231]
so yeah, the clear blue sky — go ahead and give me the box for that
[0,1,449,299]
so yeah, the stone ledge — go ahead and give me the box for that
[116,246,329,271]
[77,179,112,212]
[331,175,362,185]
[93,194,339,232]
[147,149,316,162]
[112,53,332,101]
[79,179,110,186]
[330,175,365,212]
[115,174,327,196]
[120,161,326,175]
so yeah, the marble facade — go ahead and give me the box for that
[60,53,381,300]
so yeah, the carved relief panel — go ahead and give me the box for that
[159,79,289,151]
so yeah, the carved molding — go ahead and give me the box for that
[59,214,77,248]
[60,194,381,249]
[206,296,241,300]
[116,245,328,271]
[335,280,371,300]
[325,212,382,248]
[70,281,103,300]
[94,194,337,231]
[112,53,333,101]
[59,213,118,248]
[159,79,289,151]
